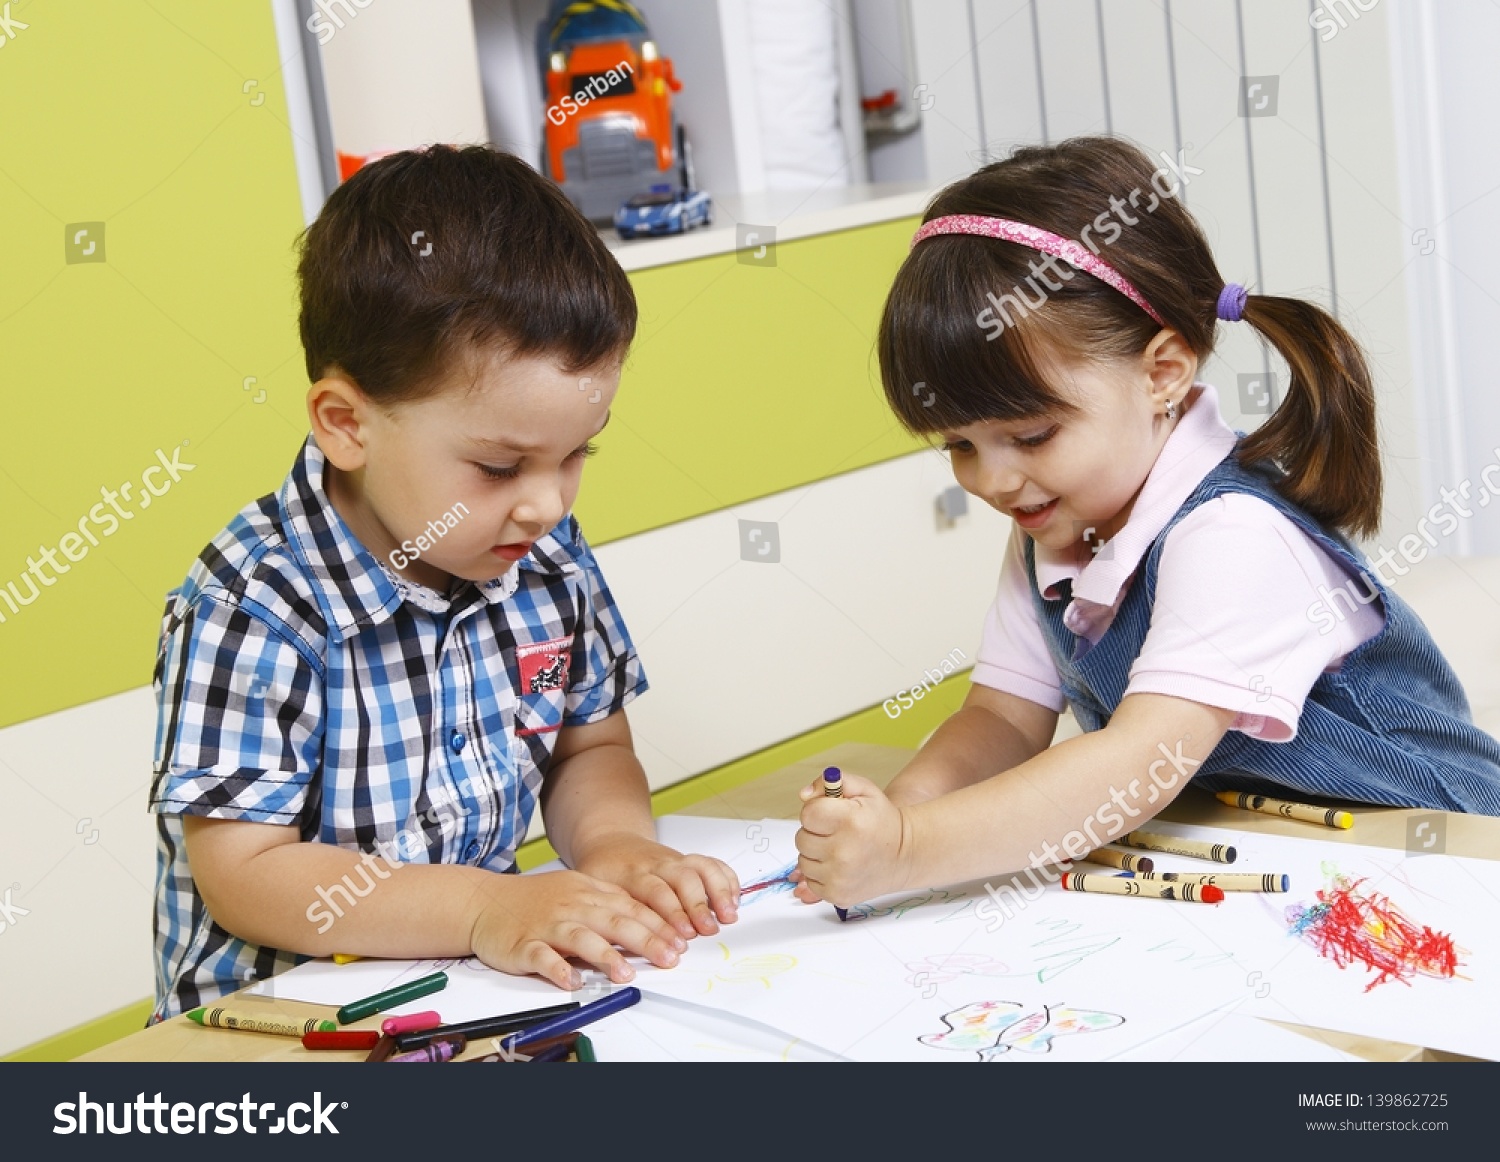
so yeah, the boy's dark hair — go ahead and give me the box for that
[878,136,1381,538]
[297,144,636,402]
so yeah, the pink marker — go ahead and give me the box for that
[382,1010,443,1036]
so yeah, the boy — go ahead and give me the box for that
[149,145,737,1021]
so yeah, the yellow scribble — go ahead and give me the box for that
[706,952,797,992]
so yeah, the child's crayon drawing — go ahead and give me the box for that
[680,942,798,994]
[426,957,496,974]
[1285,866,1467,992]
[919,1000,1124,1060]
[904,953,1010,990]
[1017,917,1124,983]
[738,863,798,906]
[846,886,969,923]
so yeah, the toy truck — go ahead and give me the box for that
[537,1,692,222]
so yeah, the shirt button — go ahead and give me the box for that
[450,731,466,753]
[464,841,480,861]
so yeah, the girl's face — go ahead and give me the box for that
[938,333,1194,555]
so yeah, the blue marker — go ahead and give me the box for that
[503,987,642,1056]
[822,766,849,921]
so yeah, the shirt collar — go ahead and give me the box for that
[1033,382,1239,606]
[279,436,581,639]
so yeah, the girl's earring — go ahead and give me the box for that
[1164,399,1178,421]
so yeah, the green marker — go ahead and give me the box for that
[576,1034,597,1063]
[337,970,449,1025]
[186,1006,336,1037]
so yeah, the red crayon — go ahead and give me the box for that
[1061,871,1224,903]
[302,1029,381,1051]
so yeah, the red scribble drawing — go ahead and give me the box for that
[1285,869,1467,992]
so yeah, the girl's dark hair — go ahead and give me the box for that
[297,144,636,402]
[878,136,1381,538]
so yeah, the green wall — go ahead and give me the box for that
[0,2,921,730]
[0,2,311,728]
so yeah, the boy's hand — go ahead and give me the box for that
[793,773,915,908]
[576,835,740,939]
[468,869,687,990]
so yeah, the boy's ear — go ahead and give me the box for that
[1141,328,1198,409]
[307,374,372,471]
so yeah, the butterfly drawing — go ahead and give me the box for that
[919,1000,1124,1060]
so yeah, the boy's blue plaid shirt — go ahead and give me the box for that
[148,437,647,1020]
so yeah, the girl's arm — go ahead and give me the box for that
[884,683,1059,808]
[796,692,1236,905]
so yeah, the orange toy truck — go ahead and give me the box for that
[538,1,690,221]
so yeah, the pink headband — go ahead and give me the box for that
[910,214,1166,326]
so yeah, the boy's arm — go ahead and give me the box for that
[795,692,1235,905]
[542,710,740,937]
[884,683,1059,808]
[182,815,684,986]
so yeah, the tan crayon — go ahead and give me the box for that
[1133,871,1289,893]
[1120,830,1236,864]
[1079,847,1154,873]
[1060,872,1223,903]
[1216,790,1353,830]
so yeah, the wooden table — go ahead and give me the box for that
[81,742,1498,1062]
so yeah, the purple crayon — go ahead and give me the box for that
[822,767,848,921]
[388,1035,465,1063]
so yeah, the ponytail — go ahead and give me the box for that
[1235,295,1381,539]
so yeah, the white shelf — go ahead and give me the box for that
[603,181,935,272]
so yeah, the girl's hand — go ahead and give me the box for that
[792,773,916,908]
[576,835,740,940]
[468,869,685,989]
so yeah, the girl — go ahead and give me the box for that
[793,137,1500,908]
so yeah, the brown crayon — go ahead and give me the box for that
[1119,830,1236,864]
[1079,847,1154,873]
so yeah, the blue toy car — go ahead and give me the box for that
[614,187,712,239]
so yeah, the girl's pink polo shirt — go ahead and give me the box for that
[971,383,1384,742]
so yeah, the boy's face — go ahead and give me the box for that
[313,348,619,590]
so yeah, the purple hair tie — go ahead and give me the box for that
[1216,283,1248,322]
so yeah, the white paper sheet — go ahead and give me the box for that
[1107,1004,1362,1063]
[1139,822,1500,1059]
[634,818,1251,1062]
[254,814,1500,1061]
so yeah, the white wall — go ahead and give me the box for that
[315,0,490,156]
[1388,0,1500,554]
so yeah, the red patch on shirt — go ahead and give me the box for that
[517,636,571,695]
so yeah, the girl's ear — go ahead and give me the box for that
[307,374,373,471]
[1141,328,1199,412]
